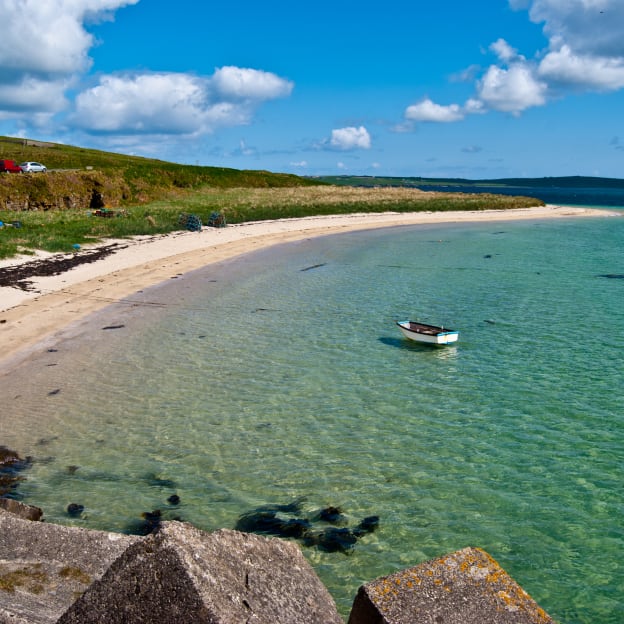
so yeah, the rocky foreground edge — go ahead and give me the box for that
[0,501,555,624]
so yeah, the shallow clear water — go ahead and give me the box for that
[2,216,623,622]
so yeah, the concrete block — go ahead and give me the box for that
[0,509,138,624]
[0,499,43,522]
[348,547,554,624]
[58,522,343,624]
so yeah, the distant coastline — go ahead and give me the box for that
[318,174,624,188]
[317,175,624,209]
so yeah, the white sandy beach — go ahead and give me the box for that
[0,205,619,364]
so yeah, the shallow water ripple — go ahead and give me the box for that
[1,217,623,621]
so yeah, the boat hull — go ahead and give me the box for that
[396,321,459,345]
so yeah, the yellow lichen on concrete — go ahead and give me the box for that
[58,566,92,585]
[0,564,48,594]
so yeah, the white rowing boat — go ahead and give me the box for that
[396,321,459,345]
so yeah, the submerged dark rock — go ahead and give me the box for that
[141,510,163,534]
[235,500,379,554]
[353,515,380,535]
[305,527,358,553]
[67,503,84,517]
[317,506,346,525]
[235,510,311,539]
[144,473,177,489]
[0,446,31,497]
[123,510,162,536]
[124,505,188,535]
[276,517,312,538]
[0,446,22,467]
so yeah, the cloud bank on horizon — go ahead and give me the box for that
[0,0,623,177]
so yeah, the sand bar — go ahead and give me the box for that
[0,205,620,365]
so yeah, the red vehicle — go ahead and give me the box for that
[0,159,22,173]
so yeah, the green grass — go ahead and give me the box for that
[0,135,546,260]
[0,184,545,260]
[0,135,321,211]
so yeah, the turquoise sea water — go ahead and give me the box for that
[1,214,623,622]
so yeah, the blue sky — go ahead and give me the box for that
[1,0,623,179]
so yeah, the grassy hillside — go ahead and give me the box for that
[0,136,320,211]
[0,137,545,260]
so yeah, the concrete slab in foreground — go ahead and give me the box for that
[348,546,555,624]
[0,508,138,624]
[58,523,342,624]
[2,505,556,624]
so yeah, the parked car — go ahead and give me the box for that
[0,159,22,173]
[20,161,47,173]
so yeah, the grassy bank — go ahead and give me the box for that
[0,136,319,211]
[0,185,544,260]
[0,135,545,260]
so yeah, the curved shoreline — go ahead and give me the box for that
[0,205,619,366]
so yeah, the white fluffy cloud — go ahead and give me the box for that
[73,69,293,135]
[529,0,624,57]
[0,0,293,140]
[477,63,547,113]
[0,0,139,114]
[74,74,211,134]
[530,0,624,90]
[0,76,70,114]
[490,38,521,63]
[405,99,464,123]
[329,126,371,150]
[538,44,624,91]
[401,97,485,130]
[211,66,293,101]
[404,0,624,125]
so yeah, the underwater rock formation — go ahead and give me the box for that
[235,500,379,554]
[0,446,31,497]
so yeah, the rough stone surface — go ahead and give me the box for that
[1,505,557,624]
[59,523,343,624]
[348,547,554,624]
[0,499,43,522]
[0,497,43,522]
[0,509,138,624]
